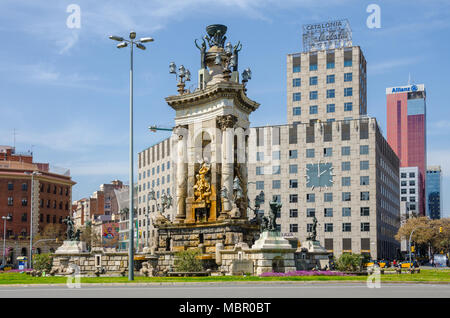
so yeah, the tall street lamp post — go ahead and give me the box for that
[2,215,11,265]
[26,171,41,269]
[109,31,154,281]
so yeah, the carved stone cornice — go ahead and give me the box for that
[216,114,238,130]
[165,82,259,114]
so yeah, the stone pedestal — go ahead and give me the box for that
[54,240,87,254]
[295,240,330,270]
[250,231,296,275]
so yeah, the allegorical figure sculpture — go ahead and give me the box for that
[308,216,318,241]
[63,216,75,241]
[232,41,242,72]
[194,38,207,69]
[268,197,282,232]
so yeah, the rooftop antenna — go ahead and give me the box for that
[13,128,18,152]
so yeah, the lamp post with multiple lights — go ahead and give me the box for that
[109,31,154,281]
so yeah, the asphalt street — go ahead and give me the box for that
[0,282,449,298]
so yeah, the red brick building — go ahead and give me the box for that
[0,146,75,262]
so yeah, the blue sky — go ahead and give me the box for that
[1,0,449,217]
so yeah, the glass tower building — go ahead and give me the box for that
[426,166,442,219]
[386,84,426,216]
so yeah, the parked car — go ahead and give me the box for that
[0,264,14,271]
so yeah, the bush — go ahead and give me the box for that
[33,253,53,272]
[336,253,363,272]
[174,249,203,272]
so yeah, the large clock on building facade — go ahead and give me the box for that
[305,162,334,190]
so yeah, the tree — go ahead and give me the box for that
[395,217,450,257]
[174,248,203,272]
[35,224,65,241]
[79,223,102,251]
[335,253,363,272]
[33,253,53,272]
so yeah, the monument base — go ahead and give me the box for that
[295,240,330,270]
[54,240,87,254]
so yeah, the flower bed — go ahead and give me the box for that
[260,270,353,277]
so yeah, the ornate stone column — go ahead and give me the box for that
[174,126,188,223]
[217,115,237,215]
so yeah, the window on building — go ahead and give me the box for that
[306,193,315,202]
[289,164,298,174]
[342,177,351,187]
[361,207,370,216]
[409,172,415,178]
[341,146,350,156]
[309,76,317,85]
[289,150,298,159]
[344,59,352,67]
[326,104,335,113]
[410,188,416,194]
[309,105,318,114]
[324,193,333,202]
[22,183,28,191]
[342,161,351,171]
[290,224,298,233]
[344,72,353,82]
[256,181,264,190]
[272,151,281,160]
[310,63,318,71]
[360,121,369,139]
[360,176,369,185]
[342,192,351,202]
[272,165,281,175]
[360,191,370,201]
[360,145,369,155]
[7,182,13,190]
[310,91,318,100]
[256,152,264,161]
[306,149,315,158]
[401,173,407,178]
[343,238,352,251]
[341,121,350,140]
[307,208,315,217]
[289,179,298,188]
[401,188,407,194]
[344,102,353,111]
[344,87,353,97]
[293,78,301,87]
[360,161,369,170]
[409,180,415,186]
[325,224,333,232]
[327,61,335,69]
[289,209,298,217]
[324,147,332,157]
[256,166,264,175]
[8,197,13,206]
[306,123,315,143]
[342,223,352,232]
[21,198,28,206]
[342,207,351,216]
[289,194,298,203]
[324,208,333,217]
[327,89,335,98]
[293,93,301,102]
[326,74,335,84]
[272,180,281,189]
[293,107,301,116]
[361,223,370,232]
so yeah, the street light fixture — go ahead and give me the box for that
[2,215,11,266]
[169,62,191,95]
[109,30,154,281]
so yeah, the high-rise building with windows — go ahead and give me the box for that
[426,166,442,219]
[399,167,421,216]
[386,84,427,215]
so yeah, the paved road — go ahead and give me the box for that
[0,282,449,298]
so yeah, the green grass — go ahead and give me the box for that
[0,269,448,285]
